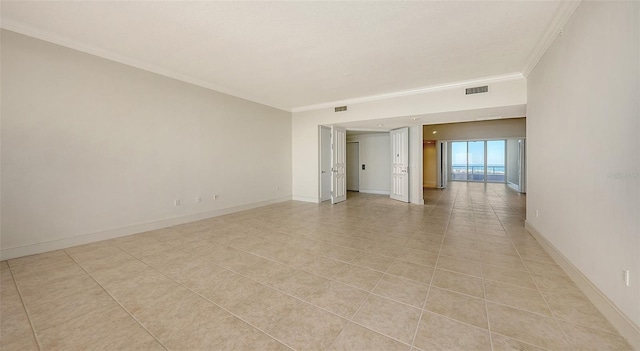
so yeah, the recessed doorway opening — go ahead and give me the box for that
[450,139,506,183]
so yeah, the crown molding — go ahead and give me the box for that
[291,72,525,113]
[522,0,582,77]
[0,20,291,112]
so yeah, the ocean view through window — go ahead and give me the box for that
[450,140,506,182]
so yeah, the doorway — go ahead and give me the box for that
[506,138,526,193]
[423,140,437,188]
[346,142,359,191]
[319,126,331,202]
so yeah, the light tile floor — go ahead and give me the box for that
[1,183,633,350]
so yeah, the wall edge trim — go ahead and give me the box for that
[525,221,640,350]
[359,189,391,195]
[0,196,292,261]
[291,73,525,113]
[0,24,290,112]
[522,0,582,77]
[292,195,321,203]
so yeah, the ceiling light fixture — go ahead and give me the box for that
[377,124,384,127]
[432,131,437,134]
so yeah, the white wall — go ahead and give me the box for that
[527,0,639,332]
[0,30,292,259]
[422,118,525,141]
[292,78,527,203]
[346,133,390,194]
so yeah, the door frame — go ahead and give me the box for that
[518,138,526,193]
[318,126,332,202]
[346,141,360,192]
[436,141,448,188]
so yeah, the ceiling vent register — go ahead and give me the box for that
[465,86,489,95]
[334,106,348,112]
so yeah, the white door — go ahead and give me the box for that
[390,127,409,202]
[346,142,359,191]
[320,126,332,201]
[437,141,448,188]
[331,126,347,204]
[518,138,526,193]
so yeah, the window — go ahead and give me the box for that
[449,140,506,183]
[487,140,506,182]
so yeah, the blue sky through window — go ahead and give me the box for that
[451,140,505,166]
[487,140,505,166]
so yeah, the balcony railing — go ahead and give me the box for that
[451,165,505,182]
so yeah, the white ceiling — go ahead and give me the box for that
[1,1,564,111]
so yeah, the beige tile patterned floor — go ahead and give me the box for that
[0,183,633,350]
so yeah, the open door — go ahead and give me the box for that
[436,141,448,188]
[331,126,347,204]
[518,138,526,193]
[390,127,409,202]
[319,126,332,201]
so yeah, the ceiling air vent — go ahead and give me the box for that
[334,106,347,112]
[465,86,488,95]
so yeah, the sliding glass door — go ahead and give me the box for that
[451,142,468,180]
[487,140,505,182]
[449,140,506,183]
[468,141,485,181]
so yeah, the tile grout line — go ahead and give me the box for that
[324,281,381,350]
[12,184,621,350]
[410,185,454,350]
[325,210,436,351]
[481,260,495,350]
[485,185,519,351]
[6,262,43,351]
[178,233,439,313]
[229,247,429,348]
[212,234,441,309]
[498,197,578,351]
[115,236,441,351]
[306,255,375,351]
[94,245,301,351]
[63,250,170,351]
[483,186,530,351]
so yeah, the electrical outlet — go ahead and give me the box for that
[535,210,540,217]
[623,270,630,287]
[174,199,181,206]
[214,194,219,200]
[196,196,202,203]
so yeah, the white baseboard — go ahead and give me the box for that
[292,195,321,203]
[411,198,425,205]
[0,196,292,261]
[507,181,526,194]
[360,189,390,195]
[525,221,640,350]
